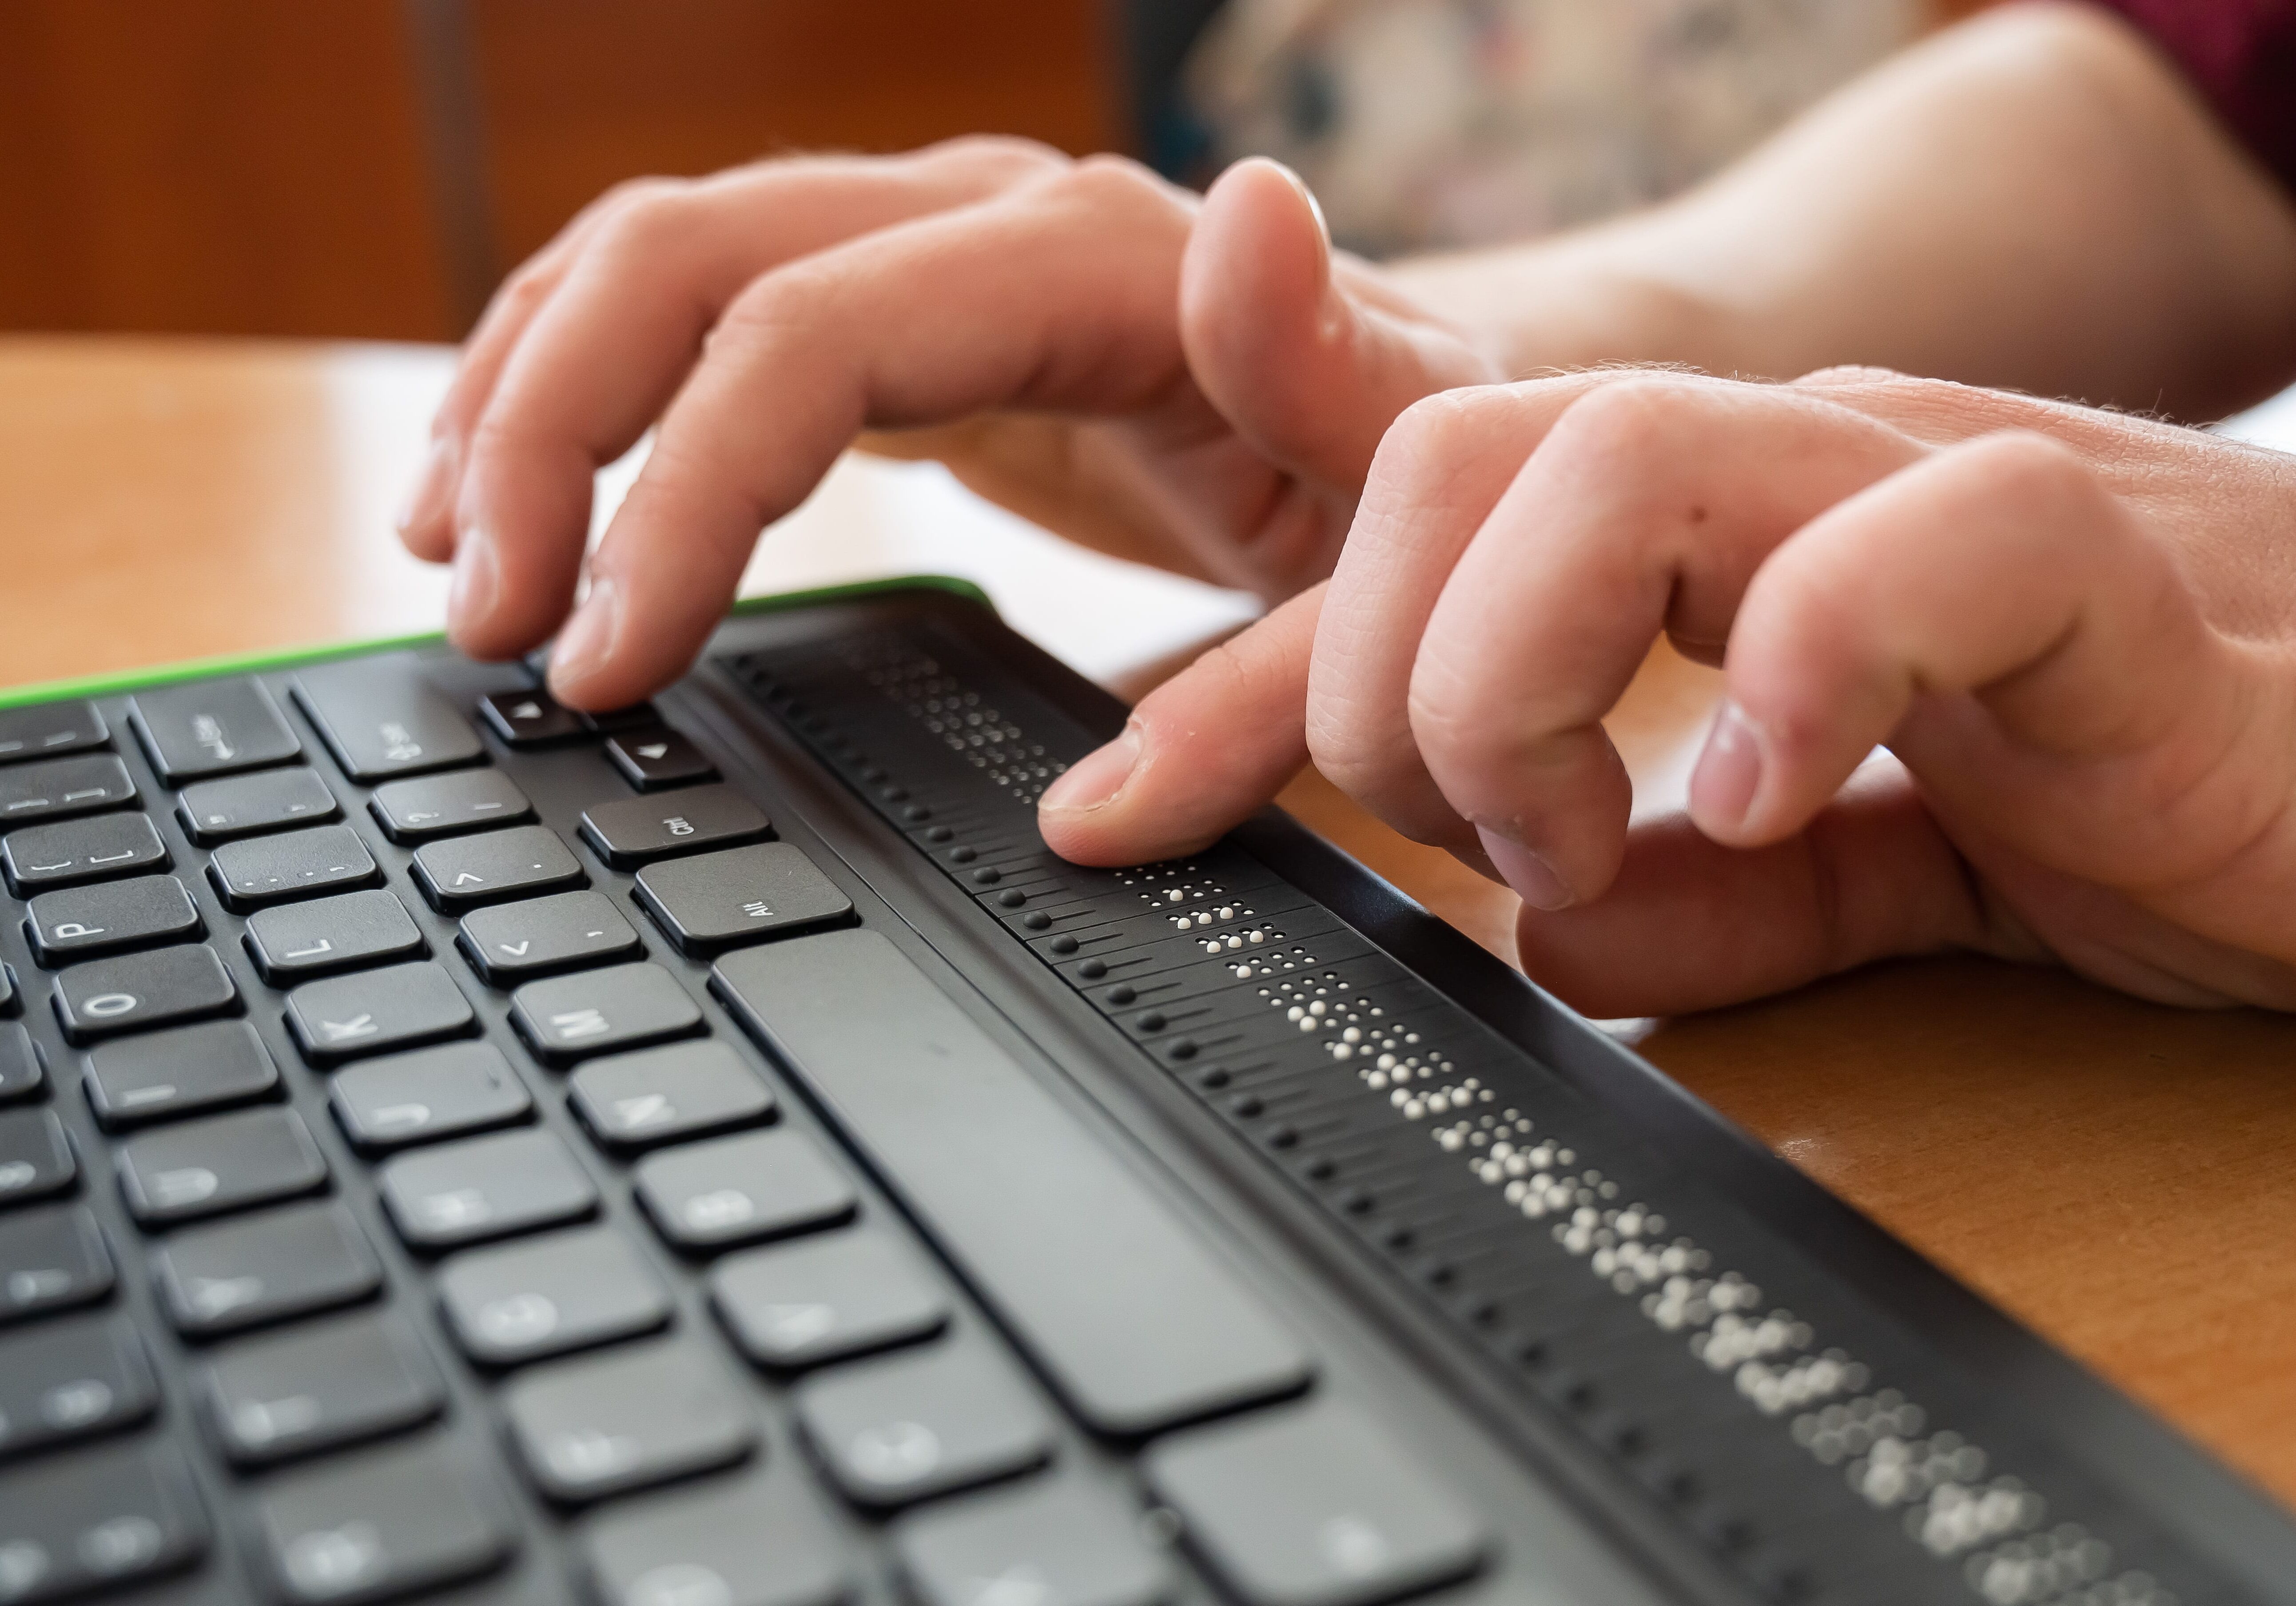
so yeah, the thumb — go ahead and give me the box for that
[1180,158,1497,494]
[1040,585,1324,865]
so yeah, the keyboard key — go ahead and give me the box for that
[0,1110,75,1209]
[176,765,340,844]
[84,1019,279,1130]
[411,823,585,912]
[330,1041,533,1153]
[583,1463,850,1606]
[569,1040,776,1152]
[151,1201,381,1336]
[285,961,475,1066]
[0,1315,157,1459]
[1142,1401,1488,1606]
[370,768,533,843]
[580,784,772,869]
[711,1231,947,1371]
[607,728,719,791]
[478,688,583,748]
[510,962,704,1064]
[130,677,302,781]
[796,1339,1055,1509]
[457,889,642,985]
[293,656,486,782]
[26,875,203,965]
[0,964,12,1017]
[199,1311,443,1466]
[0,1441,207,1602]
[2,811,167,895]
[0,1024,43,1104]
[715,930,1315,1436]
[245,889,426,984]
[0,1207,112,1326]
[116,1106,328,1226]
[0,753,136,829]
[52,943,239,1044]
[895,1479,1170,1606]
[378,1128,597,1251]
[504,1336,757,1503]
[208,823,382,912]
[635,1128,855,1253]
[0,701,107,766]
[438,1224,672,1367]
[249,1438,512,1605]
[636,844,853,956]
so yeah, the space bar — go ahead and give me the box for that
[711,928,1314,1436]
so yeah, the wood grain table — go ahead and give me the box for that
[8,334,2296,1508]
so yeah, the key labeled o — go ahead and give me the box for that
[80,992,139,1017]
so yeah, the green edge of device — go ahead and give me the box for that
[0,574,994,711]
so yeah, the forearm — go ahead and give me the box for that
[1395,3,2296,421]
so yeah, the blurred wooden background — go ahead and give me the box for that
[0,0,1119,341]
[0,0,1989,344]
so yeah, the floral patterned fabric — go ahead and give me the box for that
[1182,0,1922,254]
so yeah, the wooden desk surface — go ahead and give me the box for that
[10,334,2296,1508]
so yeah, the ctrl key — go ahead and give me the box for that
[251,1438,513,1606]
[0,1440,207,1603]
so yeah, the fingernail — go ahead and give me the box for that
[1690,699,1767,836]
[551,574,623,687]
[1264,159,1331,280]
[396,434,457,538]
[1475,825,1574,913]
[446,526,498,636]
[1041,724,1144,815]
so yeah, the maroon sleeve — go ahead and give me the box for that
[2079,0,2296,192]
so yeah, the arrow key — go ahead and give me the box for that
[245,889,426,984]
[479,688,583,748]
[606,727,719,791]
[411,824,586,913]
[285,961,476,1067]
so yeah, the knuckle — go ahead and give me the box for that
[591,179,702,259]
[1544,373,1709,463]
[919,132,1069,179]
[1951,428,2096,507]
[1369,387,1507,496]
[1038,151,1175,212]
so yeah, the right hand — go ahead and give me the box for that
[394,139,1503,710]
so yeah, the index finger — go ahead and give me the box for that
[545,160,1205,708]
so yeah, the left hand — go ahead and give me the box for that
[1038,367,2296,1017]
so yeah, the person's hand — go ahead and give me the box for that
[1039,367,2296,1016]
[396,139,1503,709]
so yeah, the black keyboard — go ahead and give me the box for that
[0,579,2288,1606]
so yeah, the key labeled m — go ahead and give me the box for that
[549,1008,611,1041]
